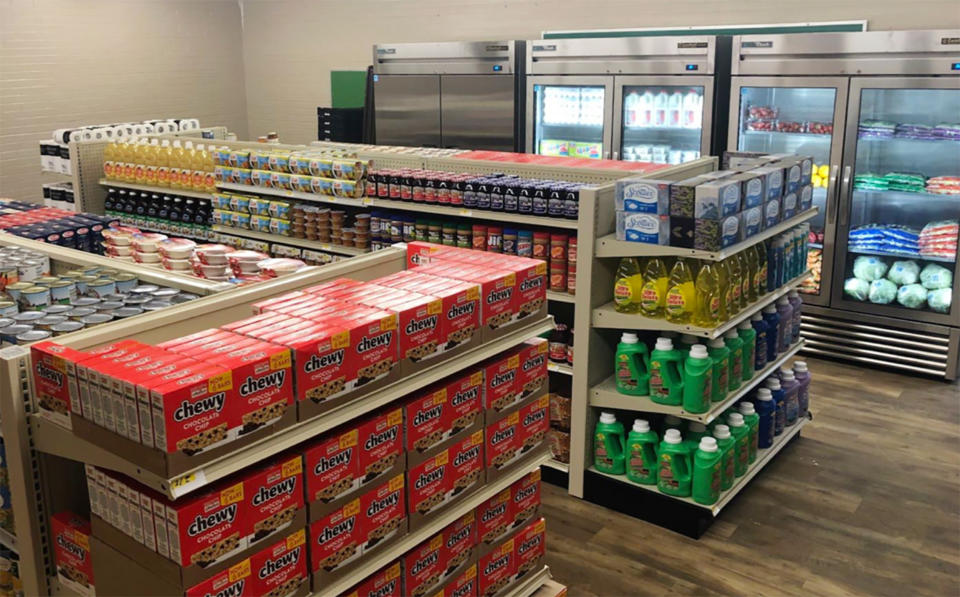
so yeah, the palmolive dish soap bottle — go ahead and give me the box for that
[613,257,644,313]
[639,257,669,318]
[594,412,626,474]
[625,419,658,485]
[665,258,696,324]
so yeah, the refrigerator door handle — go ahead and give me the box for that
[613,150,619,160]
[827,162,840,225]
[838,165,852,227]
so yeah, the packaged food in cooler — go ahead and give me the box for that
[745,119,775,132]
[925,177,960,195]
[806,122,833,135]
[775,121,805,133]
[884,172,926,193]
[931,123,960,140]
[894,123,937,140]
[844,277,870,301]
[897,284,928,309]
[920,263,953,289]
[927,288,952,313]
[852,256,888,282]
[858,120,896,139]
[886,260,920,286]
[868,279,897,304]
[747,105,778,120]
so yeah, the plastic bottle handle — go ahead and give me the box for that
[674,451,691,481]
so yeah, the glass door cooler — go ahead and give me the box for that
[530,78,612,159]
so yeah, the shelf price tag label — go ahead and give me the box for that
[459,209,472,217]
[362,198,374,206]
[169,470,207,498]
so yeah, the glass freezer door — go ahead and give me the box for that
[833,77,960,325]
[729,76,849,306]
[528,76,613,159]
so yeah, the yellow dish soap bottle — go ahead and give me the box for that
[694,261,721,327]
[613,257,644,313]
[724,256,743,315]
[639,257,669,318]
[665,257,696,324]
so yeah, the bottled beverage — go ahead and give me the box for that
[712,424,735,491]
[683,89,702,129]
[793,361,811,419]
[624,91,639,127]
[131,140,147,184]
[657,429,692,497]
[665,258,696,324]
[143,139,160,186]
[682,344,713,414]
[615,333,651,396]
[724,257,743,314]
[192,144,208,191]
[653,90,669,127]
[667,91,684,127]
[788,290,803,344]
[182,141,197,190]
[755,388,776,448]
[626,419,658,485]
[692,437,723,505]
[780,368,800,426]
[639,90,655,127]
[613,257,644,314]
[693,261,721,327]
[639,257,669,318]
[737,402,759,464]
[103,139,119,180]
[706,339,730,403]
[722,330,743,392]
[765,378,786,436]
[762,305,780,363]
[594,412,626,474]
[727,412,750,477]
[650,337,684,406]
[170,140,186,190]
[737,322,756,382]
[776,297,794,354]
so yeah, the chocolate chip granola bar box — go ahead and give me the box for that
[52,511,95,597]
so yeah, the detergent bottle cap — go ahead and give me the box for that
[599,412,617,425]
[739,402,756,415]
[724,330,739,340]
[654,337,674,351]
[664,429,683,444]
[752,313,763,322]
[708,339,726,349]
[727,413,745,427]
[689,344,709,359]
[713,425,731,440]
[620,332,639,344]
[698,437,718,452]
[738,321,753,331]
[632,419,650,433]
[756,388,773,401]
[793,361,808,373]
[763,305,778,314]
[765,378,782,391]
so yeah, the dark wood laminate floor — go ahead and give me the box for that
[542,357,960,596]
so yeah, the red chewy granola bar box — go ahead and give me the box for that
[408,451,450,519]
[404,533,445,597]
[448,430,484,500]
[185,558,256,597]
[416,262,516,337]
[31,341,88,427]
[513,518,546,581]
[242,454,304,547]
[304,425,360,514]
[52,511,95,597]
[357,407,404,488]
[483,353,520,414]
[342,561,402,597]
[309,497,363,573]
[510,470,541,530]
[359,473,406,554]
[514,339,548,401]
[477,538,516,597]
[484,412,520,476]
[433,563,478,597]
[249,528,309,597]
[475,488,512,547]
[169,479,247,568]
[150,360,235,455]
[516,395,550,457]
[441,511,477,582]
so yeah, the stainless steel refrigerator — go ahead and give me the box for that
[729,30,960,378]
[525,35,731,162]
[372,41,525,151]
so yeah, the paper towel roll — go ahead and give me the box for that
[154,123,170,134]
[180,118,200,131]
[142,123,155,134]
[111,125,127,139]
[132,124,146,136]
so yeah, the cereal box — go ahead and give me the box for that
[52,512,95,597]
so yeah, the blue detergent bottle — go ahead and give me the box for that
[762,305,780,363]
[750,313,768,370]
[765,377,786,436]
[754,388,776,449]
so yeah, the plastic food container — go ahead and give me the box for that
[158,238,197,259]
[134,251,162,264]
[195,244,232,265]
[102,228,135,246]
[103,243,133,257]
[161,257,191,271]
[131,233,168,253]
[256,258,305,277]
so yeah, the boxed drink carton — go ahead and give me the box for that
[404,534,445,597]
[477,538,515,597]
[52,512,95,597]
[341,561,403,597]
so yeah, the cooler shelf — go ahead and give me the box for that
[588,415,808,516]
[592,270,811,339]
[588,339,805,423]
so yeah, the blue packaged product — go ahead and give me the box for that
[503,182,519,212]
[740,206,762,238]
[614,178,670,214]
[755,389,776,449]
[750,313,768,370]
[765,377,786,436]
[763,199,781,228]
[616,212,669,244]
[695,179,740,219]
[476,180,491,210]
[799,184,813,211]
[532,185,549,216]
[548,186,565,217]
[762,305,780,363]
[752,166,784,201]
[782,192,798,219]
[563,186,580,220]
[732,172,764,209]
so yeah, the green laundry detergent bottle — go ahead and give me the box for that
[723,330,743,392]
[738,402,759,464]
[706,339,730,403]
[614,332,651,395]
[682,344,713,414]
[657,429,692,497]
[713,424,735,490]
[649,337,684,406]
[679,334,699,360]
[663,415,686,435]
[727,412,750,477]
[594,412,626,474]
[685,421,708,452]
[692,437,723,505]
[625,419,658,485]
[737,321,757,382]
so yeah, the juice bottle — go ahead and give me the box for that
[692,437,723,505]
[614,332,650,396]
[103,139,119,180]
[143,139,159,187]
[132,139,147,184]
[706,339,729,403]
[639,257,669,318]
[737,321,756,382]
[625,419,658,485]
[727,413,750,477]
[202,143,217,192]
[594,412,626,474]
[118,140,133,182]
[722,330,743,392]
[755,388,776,448]
[737,402,759,464]
[649,337,684,406]
[681,344,712,414]
[755,241,768,297]
[693,262,721,327]
[665,258,696,324]
[657,429,692,497]
[793,361,811,419]
[156,140,172,188]
[712,424,735,491]
[182,141,197,190]
[715,256,731,322]
[737,251,752,308]
[170,140,186,190]
[613,257,644,314]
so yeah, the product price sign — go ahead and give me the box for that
[362,198,375,206]
[169,469,207,499]
[459,209,473,217]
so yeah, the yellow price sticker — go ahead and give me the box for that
[427,299,442,315]
[169,470,206,498]
[208,371,233,393]
[459,209,472,217]
[229,559,251,582]
[341,429,359,448]
[220,482,244,506]
[331,331,350,350]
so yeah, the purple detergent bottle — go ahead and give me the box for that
[780,367,800,426]
[793,361,811,419]
[762,305,780,363]
[788,290,803,344]
[775,297,793,354]
[765,377,785,436]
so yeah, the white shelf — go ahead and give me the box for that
[503,565,555,597]
[30,316,554,500]
[542,459,570,473]
[595,208,818,260]
[100,179,213,200]
[210,225,370,256]
[218,183,580,230]
[546,291,576,304]
[0,528,17,553]
[847,247,955,264]
[589,339,805,423]
[589,416,808,515]
[315,449,549,597]
[548,362,573,376]
[592,270,811,339]
[742,130,832,140]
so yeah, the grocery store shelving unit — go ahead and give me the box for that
[98,179,213,200]
[210,225,369,257]
[566,156,816,537]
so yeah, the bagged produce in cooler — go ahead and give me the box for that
[920,263,953,289]
[852,256,888,282]
[928,288,952,313]
[868,279,897,304]
[844,277,870,301]
[887,260,920,285]
[897,284,928,309]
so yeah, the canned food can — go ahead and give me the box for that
[43,304,73,315]
[51,321,85,336]
[130,284,160,295]
[16,330,51,344]
[87,278,116,298]
[0,324,33,345]
[58,271,83,281]
[0,302,16,317]
[151,288,179,299]
[0,266,18,289]
[0,318,13,330]
[97,269,118,277]
[12,311,44,323]
[76,275,98,296]
[171,293,198,304]
[33,276,60,287]
[35,315,67,330]
[111,273,138,293]
[81,313,114,326]
[66,307,97,320]
[3,282,32,302]
[70,297,100,307]
[100,293,128,302]
[17,259,46,282]
[48,281,77,305]
[96,301,124,312]
[142,300,172,311]
[114,306,143,318]
[19,286,51,311]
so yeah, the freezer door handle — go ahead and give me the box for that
[613,150,619,160]
[838,165,852,227]
[827,163,840,225]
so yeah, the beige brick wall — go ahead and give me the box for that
[239,0,960,146]
[0,0,249,202]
